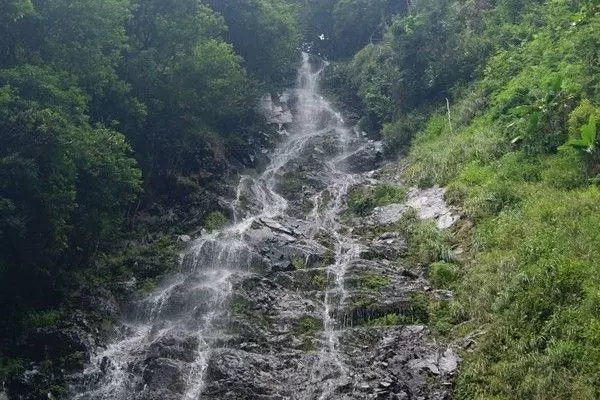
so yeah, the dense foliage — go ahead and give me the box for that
[0,0,299,384]
[4,0,600,398]
[313,0,600,398]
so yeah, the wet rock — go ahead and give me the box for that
[259,217,297,236]
[68,54,456,400]
[7,367,53,400]
[177,234,192,243]
[73,287,120,321]
[145,334,198,363]
[23,315,94,363]
[202,349,311,400]
[360,236,407,260]
[392,392,408,400]
[142,358,185,393]
[337,141,384,173]
[260,94,293,126]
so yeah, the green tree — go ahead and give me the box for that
[0,64,140,333]
[206,0,300,87]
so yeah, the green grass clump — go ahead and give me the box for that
[403,116,508,188]
[347,183,407,217]
[203,211,228,232]
[370,313,400,326]
[296,316,323,335]
[310,272,328,290]
[277,171,305,198]
[393,209,454,267]
[96,234,179,293]
[373,183,407,206]
[347,186,376,216]
[291,255,306,270]
[360,273,390,290]
[428,261,458,289]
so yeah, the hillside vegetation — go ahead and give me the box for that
[311,0,600,398]
[3,0,600,398]
[0,0,300,387]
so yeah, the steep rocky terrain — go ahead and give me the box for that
[67,54,460,400]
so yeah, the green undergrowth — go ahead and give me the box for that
[394,209,455,268]
[407,111,600,399]
[91,234,180,295]
[398,4,600,397]
[346,183,407,217]
[346,289,431,328]
[360,272,390,290]
[203,211,229,232]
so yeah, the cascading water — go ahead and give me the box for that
[70,52,454,400]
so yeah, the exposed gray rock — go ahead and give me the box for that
[67,54,457,400]
[371,204,408,225]
[177,234,192,243]
[368,187,459,230]
[405,187,459,229]
[142,358,185,393]
[439,348,461,375]
[337,141,384,173]
[260,94,293,127]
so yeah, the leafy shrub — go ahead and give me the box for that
[0,358,23,380]
[381,113,426,152]
[559,116,597,154]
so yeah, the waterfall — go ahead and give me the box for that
[71,52,397,400]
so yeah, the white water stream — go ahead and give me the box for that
[72,52,373,400]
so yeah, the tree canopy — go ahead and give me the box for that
[0,0,300,364]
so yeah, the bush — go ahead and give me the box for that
[381,113,426,152]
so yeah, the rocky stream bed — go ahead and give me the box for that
[32,53,465,400]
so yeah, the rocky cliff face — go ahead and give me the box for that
[66,53,460,400]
